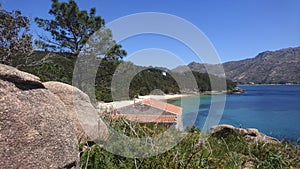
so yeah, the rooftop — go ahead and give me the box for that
[106,98,182,124]
[142,98,182,115]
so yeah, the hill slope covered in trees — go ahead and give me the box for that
[13,51,236,102]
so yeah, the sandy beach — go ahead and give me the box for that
[138,94,193,100]
[97,90,241,111]
[98,94,193,110]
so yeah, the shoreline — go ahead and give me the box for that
[138,94,194,100]
[98,94,194,110]
[98,88,245,110]
[97,91,237,110]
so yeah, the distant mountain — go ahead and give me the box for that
[173,47,300,84]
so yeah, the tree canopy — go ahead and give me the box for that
[35,0,126,60]
[35,0,103,54]
[0,6,32,65]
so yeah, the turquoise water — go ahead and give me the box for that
[169,85,300,143]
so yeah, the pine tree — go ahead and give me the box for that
[35,0,126,59]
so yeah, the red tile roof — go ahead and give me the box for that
[142,98,182,115]
[107,98,182,124]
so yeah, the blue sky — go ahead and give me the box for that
[2,0,300,68]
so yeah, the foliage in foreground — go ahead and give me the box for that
[80,118,300,169]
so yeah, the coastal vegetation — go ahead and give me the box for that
[80,117,300,169]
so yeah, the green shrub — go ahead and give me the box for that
[79,118,300,168]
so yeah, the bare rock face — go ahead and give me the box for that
[210,124,280,144]
[0,64,78,168]
[175,46,300,84]
[0,64,44,89]
[43,81,109,143]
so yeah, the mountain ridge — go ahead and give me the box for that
[173,46,300,84]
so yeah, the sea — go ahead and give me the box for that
[169,85,300,143]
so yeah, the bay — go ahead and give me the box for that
[169,85,300,143]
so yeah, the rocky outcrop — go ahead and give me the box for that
[0,63,44,89]
[0,64,78,168]
[228,87,245,94]
[210,124,280,144]
[43,81,108,143]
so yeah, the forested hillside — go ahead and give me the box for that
[13,51,236,102]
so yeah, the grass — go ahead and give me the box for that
[79,118,300,169]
